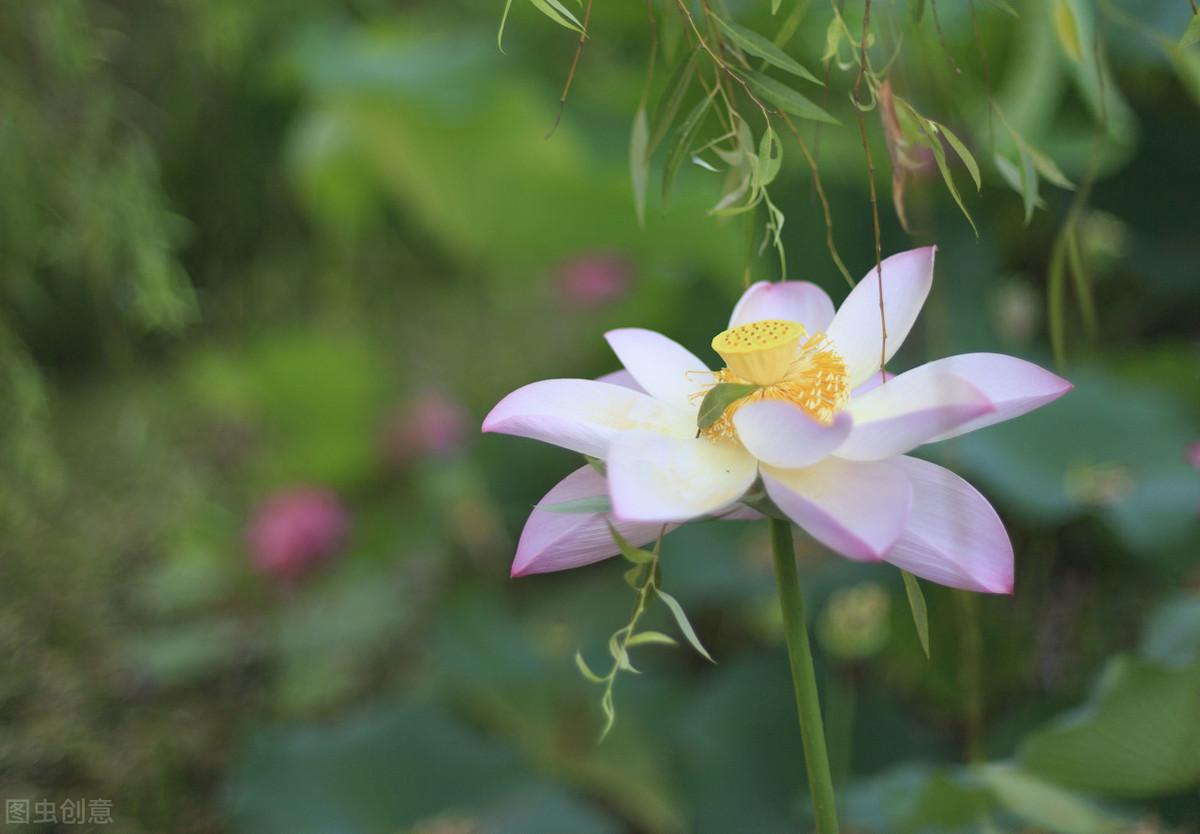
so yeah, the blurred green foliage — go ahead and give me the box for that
[1,1,1198,833]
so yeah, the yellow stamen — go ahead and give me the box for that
[699,320,850,440]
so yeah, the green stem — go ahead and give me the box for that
[769,518,840,834]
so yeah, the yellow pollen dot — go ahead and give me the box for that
[698,320,850,441]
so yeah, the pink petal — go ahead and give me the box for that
[605,328,711,411]
[512,465,664,577]
[837,368,995,461]
[482,379,692,458]
[596,369,644,392]
[761,458,913,561]
[884,457,1014,593]
[733,402,852,469]
[729,280,837,332]
[826,247,937,388]
[607,430,758,522]
[912,353,1073,442]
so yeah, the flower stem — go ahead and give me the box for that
[768,518,840,834]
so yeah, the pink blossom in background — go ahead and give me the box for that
[381,391,470,465]
[1188,442,1200,471]
[247,487,348,579]
[555,252,632,307]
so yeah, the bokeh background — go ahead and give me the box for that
[1,1,1198,832]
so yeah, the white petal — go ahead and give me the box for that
[605,328,711,411]
[596,369,644,392]
[837,368,995,461]
[729,280,837,332]
[483,379,693,458]
[912,353,1073,442]
[826,247,937,388]
[884,457,1014,593]
[608,430,758,523]
[762,458,912,561]
[512,465,666,577]
[852,370,894,396]
[733,402,852,469]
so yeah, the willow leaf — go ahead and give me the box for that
[696,383,759,430]
[712,16,822,84]
[745,72,840,124]
[657,588,715,663]
[901,570,930,658]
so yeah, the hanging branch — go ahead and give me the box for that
[546,0,594,139]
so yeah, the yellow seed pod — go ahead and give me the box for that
[711,320,804,386]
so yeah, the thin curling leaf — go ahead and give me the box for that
[497,0,515,51]
[608,523,655,565]
[528,0,584,34]
[754,127,783,190]
[626,631,678,648]
[656,588,715,662]
[909,107,977,235]
[1065,225,1098,338]
[711,16,822,85]
[630,105,649,228]
[935,122,981,191]
[648,50,700,154]
[984,0,1020,17]
[696,383,760,430]
[1015,143,1039,225]
[1028,146,1075,190]
[663,88,716,203]
[537,495,613,513]
[1182,13,1200,49]
[599,688,615,740]
[745,72,840,124]
[1047,233,1068,367]
[1054,0,1083,62]
[608,630,638,673]
[575,650,607,684]
[901,570,931,658]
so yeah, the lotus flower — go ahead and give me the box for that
[247,487,348,579]
[484,248,1071,592]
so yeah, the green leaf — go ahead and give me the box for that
[626,631,679,648]
[656,588,715,663]
[1166,42,1200,108]
[663,88,716,203]
[528,0,584,34]
[983,0,1019,17]
[900,570,930,659]
[911,0,925,23]
[1018,656,1200,796]
[1182,13,1200,49]
[935,122,981,190]
[711,16,822,85]
[696,383,759,430]
[608,629,638,672]
[630,105,649,228]
[585,455,606,476]
[1054,0,1083,62]
[1065,226,1097,338]
[1028,146,1075,190]
[912,113,977,236]
[608,523,655,565]
[753,127,783,190]
[537,496,612,514]
[745,72,840,124]
[497,0,515,51]
[648,50,700,154]
[976,765,1128,834]
[1047,233,1068,368]
[772,0,782,14]
[575,650,608,684]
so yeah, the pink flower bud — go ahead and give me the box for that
[247,487,348,579]
[1188,442,1200,471]
[555,252,632,307]
[381,391,470,465]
